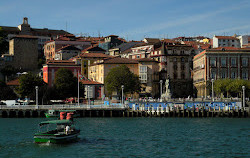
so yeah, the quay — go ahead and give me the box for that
[0,103,249,118]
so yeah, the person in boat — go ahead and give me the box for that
[65,125,70,135]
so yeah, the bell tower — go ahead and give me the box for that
[18,17,31,35]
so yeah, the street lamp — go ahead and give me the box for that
[211,79,214,102]
[160,80,163,99]
[88,86,90,106]
[242,86,245,109]
[35,86,38,106]
[121,85,124,106]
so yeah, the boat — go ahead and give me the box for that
[34,119,80,144]
[45,110,79,118]
[44,109,59,118]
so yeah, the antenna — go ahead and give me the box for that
[66,21,67,31]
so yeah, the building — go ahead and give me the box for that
[98,35,125,51]
[80,79,104,100]
[2,35,38,71]
[150,43,195,98]
[213,35,248,48]
[89,57,160,97]
[108,41,143,57]
[0,17,69,56]
[44,34,91,61]
[193,48,250,97]
[43,60,81,87]
[55,45,81,60]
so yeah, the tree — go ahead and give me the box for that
[105,65,141,96]
[0,80,17,100]
[0,65,18,82]
[214,79,249,98]
[17,73,46,99]
[54,68,78,99]
[0,27,8,55]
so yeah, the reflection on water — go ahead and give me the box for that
[0,118,249,158]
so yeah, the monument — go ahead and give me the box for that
[161,78,172,101]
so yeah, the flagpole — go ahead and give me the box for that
[78,70,80,106]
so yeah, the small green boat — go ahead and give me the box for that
[44,110,59,118]
[34,119,80,143]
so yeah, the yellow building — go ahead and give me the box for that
[89,57,160,97]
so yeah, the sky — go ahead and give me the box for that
[0,0,250,41]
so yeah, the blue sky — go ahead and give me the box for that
[0,0,250,40]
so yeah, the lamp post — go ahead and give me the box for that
[160,80,163,99]
[78,70,80,107]
[121,85,124,106]
[242,86,245,109]
[211,79,214,102]
[88,86,90,106]
[35,86,38,106]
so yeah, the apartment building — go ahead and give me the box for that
[213,35,248,48]
[193,48,250,97]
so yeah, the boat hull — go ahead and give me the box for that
[34,131,80,143]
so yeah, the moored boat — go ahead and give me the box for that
[34,119,80,144]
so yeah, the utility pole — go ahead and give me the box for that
[35,86,38,106]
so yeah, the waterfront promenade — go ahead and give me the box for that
[0,101,249,118]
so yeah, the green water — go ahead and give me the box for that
[0,118,249,158]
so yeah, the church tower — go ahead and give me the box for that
[18,17,31,35]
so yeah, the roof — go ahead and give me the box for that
[136,58,158,62]
[6,78,19,86]
[80,80,103,85]
[11,35,38,39]
[102,57,138,64]
[80,52,111,58]
[39,119,72,126]
[56,45,81,52]
[45,60,80,66]
[81,46,106,53]
[144,38,160,44]
[214,36,238,40]
[110,41,144,52]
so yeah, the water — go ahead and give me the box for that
[0,118,249,158]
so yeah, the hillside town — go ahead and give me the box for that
[0,17,249,104]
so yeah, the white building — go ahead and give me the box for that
[213,35,248,48]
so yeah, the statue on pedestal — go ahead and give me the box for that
[161,75,172,101]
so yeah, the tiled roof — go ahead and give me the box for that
[81,46,106,53]
[102,57,138,64]
[214,36,238,40]
[56,45,81,52]
[136,58,158,62]
[6,78,19,86]
[45,60,80,66]
[11,35,38,39]
[80,52,111,58]
[80,80,103,85]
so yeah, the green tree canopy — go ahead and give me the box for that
[213,79,249,98]
[105,65,141,96]
[17,73,46,99]
[0,27,8,55]
[54,68,78,99]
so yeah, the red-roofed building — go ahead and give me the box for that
[193,48,250,97]
[43,60,81,87]
[80,79,104,100]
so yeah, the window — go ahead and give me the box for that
[211,71,216,79]
[137,55,140,58]
[242,58,248,66]
[221,71,226,78]
[231,58,236,66]
[210,58,216,67]
[181,57,185,62]
[181,64,185,70]
[221,58,226,67]
[174,73,177,79]
[231,71,237,79]
[232,40,234,42]
[139,74,147,83]
[173,58,177,62]
[139,66,147,73]
[242,71,248,80]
